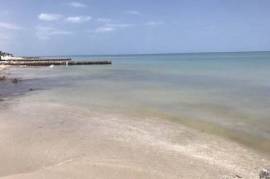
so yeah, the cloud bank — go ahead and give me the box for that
[66,16,92,23]
[38,13,62,21]
[68,2,87,8]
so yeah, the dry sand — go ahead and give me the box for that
[0,94,269,179]
[0,65,9,71]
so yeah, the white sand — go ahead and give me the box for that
[0,94,269,179]
[0,65,8,71]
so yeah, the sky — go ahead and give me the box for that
[0,0,270,56]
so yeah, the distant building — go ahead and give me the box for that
[0,51,24,60]
[0,51,15,60]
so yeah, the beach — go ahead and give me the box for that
[0,65,8,71]
[0,92,268,179]
[1,0,270,177]
[0,52,270,178]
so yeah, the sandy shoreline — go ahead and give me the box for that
[0,93,269,179]
[0,66,269,178]
[0,65,9,71]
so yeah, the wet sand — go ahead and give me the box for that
[0,94,269,179]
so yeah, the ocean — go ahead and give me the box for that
[4,51,270,153]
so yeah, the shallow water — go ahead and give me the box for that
[4,52,270,154]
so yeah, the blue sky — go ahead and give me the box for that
[0,0,270,56]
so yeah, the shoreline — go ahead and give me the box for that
[1,68,269,157]
[0,65,269,178]
[0,66,32,102]
[0,65,9,72]
[0,95,269,178]
[165,113,270,157]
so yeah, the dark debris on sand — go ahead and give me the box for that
[260,168,270,179]
[0,75,21,84]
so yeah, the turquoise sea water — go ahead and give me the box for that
[7,51,270,153]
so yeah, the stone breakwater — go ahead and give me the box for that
[0,59,112,66]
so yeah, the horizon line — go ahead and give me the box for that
[31,50,270,57]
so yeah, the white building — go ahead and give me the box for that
[1,55,24,60]
[0,51,23,60]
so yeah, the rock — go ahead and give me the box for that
[235,174,242,178]
[0,76,6,81]
[11,78,19,84]
[260,168,270,179]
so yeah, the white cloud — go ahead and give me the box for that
[36,26,72,40]
[93,23,133,33]
[38,13,62,21]
[125,10,141,15]
[0,22,22,30]
[95,27,115,33]
[68,2,87,8]
[96,18,112,23]
[145,21,164,26]
[106,23,134,28]
[66,16,92,23]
